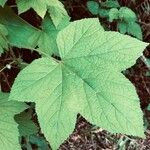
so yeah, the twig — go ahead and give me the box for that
[1,72,11,89]
[0,61,15,73]
[140,55,150,95]
[141,55,150,70]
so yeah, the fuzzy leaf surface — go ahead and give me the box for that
[0,92,27,150]
[10,18,148,149]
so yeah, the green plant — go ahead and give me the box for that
[87,0,143,40]
[0,0,149,150]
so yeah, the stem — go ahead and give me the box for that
[9,47,19,63]
[10,5,17,8]
[141,55,150,70]
[140,55,150,95]
[1,72,11,89]
[0,61,15,73]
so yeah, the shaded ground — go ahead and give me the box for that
[0,0,150,149]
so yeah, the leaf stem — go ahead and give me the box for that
[141,55,150,70]
[0,61,15,73]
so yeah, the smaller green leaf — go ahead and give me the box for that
[16,0,48,18]
[101,0,120,8]
[119,7,137,22]
[87,1,99,15]
[37,13,69,56]
[29,135,49,150]
[0,23,8,55]
[118,21,143,40]
[17,0,69,20]
[0,7,40,49]
[127,22,143,40]
[0,92,28,150]
[99,8,109,17]
[48,0,70,28]
[0,0,7,6]
[117,21,127,34]
[0,6,69,56]
[109,8,119,22]
[15,109,39,136]
[0,23,8,35]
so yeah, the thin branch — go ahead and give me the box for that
[0,61,15,73]
[141,55,150,70]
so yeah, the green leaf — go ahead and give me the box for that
[0,23,8,55]
[47,0,70,28]
[117,21,127,34]
[101,0,120,8]
[117,21,143,40]
[0,0,7,6]
[119,7,137,22]
[87,1,99,15]
[16,0,69,20]
[0,92,28,150]
[109,8,119,22]
[16,0,49,18]
[0,7,68,56]
[10,18,148,149]
[0,7,40,49]
[127,22,143,40]
[15,109,39,136]
[9,57,77,149]
[29,135,49,150]
[37,14,69,56]
[99,8,109,17]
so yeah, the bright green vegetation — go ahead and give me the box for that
[87,0,143,40]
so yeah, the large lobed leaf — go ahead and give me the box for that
[0,92,27,150]
[10,18,149,149]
